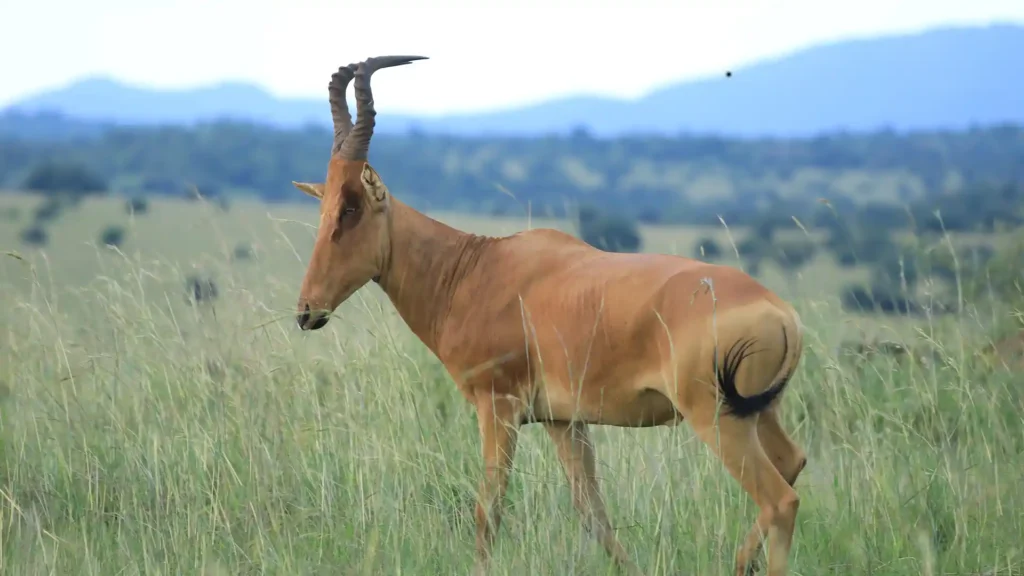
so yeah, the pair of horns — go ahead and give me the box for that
[329,55,428,160]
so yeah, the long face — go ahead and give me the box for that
[295,159,391,330]
[293,54,426,331]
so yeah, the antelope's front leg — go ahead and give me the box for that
[472,393,522,575]
[544,421,644,576]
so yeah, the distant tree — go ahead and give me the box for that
[99,225,126,248]
[214,195,231,212]
[19,226,48,247]
[232,243,255,262]
[859,203,912,230]
[833,246,859,268]
[1,119,1024,235]
[32,198,65,223]
[693,236,723,261]
[577,204,601,226]
[772,238,817,271]
[21,160,107,197]
[577,204,642,253]
[125,196,149,215]
[750,215,787,241]
[637,207,662,224]
[735,236,766,260]
[840,283,924,316]
[871,253,920,290]
[744,258,762,277]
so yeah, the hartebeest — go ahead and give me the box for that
[293,56,808,576]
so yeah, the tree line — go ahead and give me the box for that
[3,120,1024,224]
[3,118,1023,316]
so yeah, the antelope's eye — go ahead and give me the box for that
[339,204,358,221]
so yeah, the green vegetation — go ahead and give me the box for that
[577,204,644,253]
[98,224,126,248]
[1,120,1023,574]
[3,122,1024,224]
[0,191,1022,574]
[5,121,1023,315]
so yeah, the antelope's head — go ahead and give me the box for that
[294,55,427,331]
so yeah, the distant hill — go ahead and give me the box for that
[3,24,1023,138]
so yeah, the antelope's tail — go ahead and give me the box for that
[713,313,802,419]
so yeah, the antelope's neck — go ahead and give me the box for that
[377,199,492,354]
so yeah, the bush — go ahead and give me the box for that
[693,237,723,261]
[834,247,858,268]
[871,253,920,290]
[33,198,65,223]
[99,225,126,248]
[232,243,255,262]
[214,196,231,212]
[824,225,897,266]
[577,205,642,253]
[773,238,817,270]
[21,160,107,196]
[125,197,149,215]
[19,226,48,247]
[735,236,765,259]
[839,283,923,316]
[745,259,762,277]
[636,207,663,224]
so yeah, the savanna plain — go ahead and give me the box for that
[0,192,1022,575]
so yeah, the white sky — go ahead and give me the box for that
[3,0,1023,115]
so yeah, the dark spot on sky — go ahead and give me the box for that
[725,71,732,78]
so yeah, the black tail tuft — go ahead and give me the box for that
[713,326,792,419]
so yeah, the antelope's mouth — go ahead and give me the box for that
[297,304,330,331]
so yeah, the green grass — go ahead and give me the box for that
[1,192,1022,575]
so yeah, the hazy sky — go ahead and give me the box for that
[3,0,1023,115]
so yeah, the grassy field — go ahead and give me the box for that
[1,192,1022,575]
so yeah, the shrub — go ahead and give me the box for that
[693,237,723,261]
[21,160,107,196]
[735,236,765,259]
[839,283,924,316]
[577,204,642,253]
[99,225,126,248]
[125,197,149,215]
[214,196,231,212]
[33,198,64,223]
[19,226,48,247]
[773,238,817,270]
[232,243,255,262]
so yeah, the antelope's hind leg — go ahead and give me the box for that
[544,421,644,576]
[472,393,522,576]
[736,408,807,572]
[685,410,800,576]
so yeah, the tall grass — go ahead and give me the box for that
[1,196,1022,575]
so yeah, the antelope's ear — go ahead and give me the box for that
[360,163,388,206]
[292,181,325,199]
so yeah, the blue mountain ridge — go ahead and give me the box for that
[3,24,1021,138]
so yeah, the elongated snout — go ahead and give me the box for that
[297,303,330,331]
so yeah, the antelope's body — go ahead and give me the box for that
[292,56,808,576]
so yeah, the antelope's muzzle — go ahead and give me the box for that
[297,303,330,331]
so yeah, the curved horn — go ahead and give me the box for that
[337,55,428,161]
[329,63,358,155]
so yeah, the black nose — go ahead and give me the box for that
[297,304,329,331]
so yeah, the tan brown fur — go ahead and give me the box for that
[294,56,808,576]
